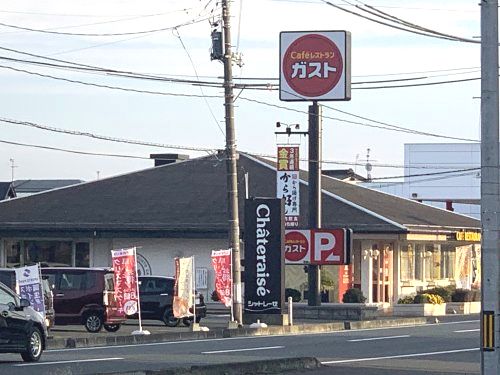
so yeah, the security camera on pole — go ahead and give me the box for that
[279,31,351,306]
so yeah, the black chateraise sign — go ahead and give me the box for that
[244,198,285,314]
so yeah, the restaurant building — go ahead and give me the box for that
[0,152,480,305]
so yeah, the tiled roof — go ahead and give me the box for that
[0,153,479,237]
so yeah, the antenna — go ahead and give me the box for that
[354,153,360,173]
[9,158,18,182]
[365,148,373,182]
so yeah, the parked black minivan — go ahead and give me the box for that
[41,267,126,333]
[136,275,206,327]
[0,268,55,330]
[0,281,48,362]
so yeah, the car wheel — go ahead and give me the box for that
[21,327,43,362]
[103,324,121,332]
[84,312,103,333]
[162,309,179,327]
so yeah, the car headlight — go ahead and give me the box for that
[45,318,50,327]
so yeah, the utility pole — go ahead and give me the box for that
[480,0,499,373]
[221,0,242,325]
[308,101,322,306]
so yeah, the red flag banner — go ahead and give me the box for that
[211,249,232,307]
[111,247,139,316]
[173,257,194,318]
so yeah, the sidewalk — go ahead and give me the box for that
[46,303,479,350]
[47,314,433,350]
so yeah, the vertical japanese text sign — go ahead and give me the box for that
[280,31,351,101]
[173,257,194,318]
[15,264,45,317]
[244,198,285,314]
[211,249,232,307]
[111,247,139,316]
[277,146,300,228]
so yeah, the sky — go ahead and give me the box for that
[0,0,482,182]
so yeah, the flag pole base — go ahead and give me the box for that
[228,321,239,329]
[132,329,151,335]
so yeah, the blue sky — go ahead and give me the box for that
[0,0,482,181]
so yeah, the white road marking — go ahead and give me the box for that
[202,345,285,354]
[322,348,478,364]
[13,357,123,367]
[46,319,479,353]
[454,329,480,333]
[348,335,410,342]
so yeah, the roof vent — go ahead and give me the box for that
[149,153,189,167]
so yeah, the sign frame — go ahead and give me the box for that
[280,30,351,102]
[244,198,285,315]
[284,228,352,265]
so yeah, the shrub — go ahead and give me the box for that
[414,293,444,305]
[451,289,482,302]
[285,288,301,302]
[211,290,220,302]
[397,295,415,304]
[471,289,481,302]
[342,288,366,303]
[418,286,454,302]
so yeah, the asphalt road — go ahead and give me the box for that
[0,319,480,375]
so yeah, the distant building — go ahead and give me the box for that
[363,143,481,219]
[12,179,83,198]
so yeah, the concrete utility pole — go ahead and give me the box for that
[308,102,322,306]
[480,0,500,372]
[221,0,243,325]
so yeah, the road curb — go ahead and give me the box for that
[47,317,427,350]
[95,357,322,375]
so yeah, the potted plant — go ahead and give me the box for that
[393,293,446,316]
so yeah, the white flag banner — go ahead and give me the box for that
[15,264,45,317]
[173,257,194,318]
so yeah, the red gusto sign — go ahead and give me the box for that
[280,31,351,101]
[285,229,351,265]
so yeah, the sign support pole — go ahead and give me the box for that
[307,101,322,306]
[132,247,150,335]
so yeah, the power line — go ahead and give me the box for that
[0,13,215,37]
[321,0,479,44]
[173,28,225,137]
[0,136,482,182]
[0,115,478,170]
[0,64,224,98]
[238,95,478,142]
[0,117,218,153]
[0,56,479,143]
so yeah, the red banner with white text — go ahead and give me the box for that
[111,247,139,316]
[211,249,232,307]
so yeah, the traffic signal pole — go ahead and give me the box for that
[480,0,500,372]
[221,0,243,325]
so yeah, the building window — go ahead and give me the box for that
[75,242,90,267]
[25,241,72,267]
[400,244,415,282]
[5,240,21,267]
[441,244,456,279]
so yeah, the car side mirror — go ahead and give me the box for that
[19,298,30,308]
